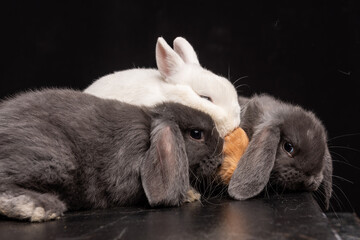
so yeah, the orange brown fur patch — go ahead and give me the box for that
[218,127,249,184]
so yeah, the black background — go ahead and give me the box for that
[2,1,360,215]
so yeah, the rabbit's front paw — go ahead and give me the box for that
[184,188,201,203]
[0,191,66,222]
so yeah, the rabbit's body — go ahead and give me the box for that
[85,69,166,106]
[84,37,241,137]
[0,89,223,222]
[229,94,332,209]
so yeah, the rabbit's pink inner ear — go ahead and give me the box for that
[173,37,200,65]
[155,127,177,182]
[141,121,189,207]
[156,37,184,80]
[143,127,176,202]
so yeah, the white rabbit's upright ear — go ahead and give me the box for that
[173,37,200,65]
[141,119,189,207]
[228,123,281,200]
[156,37,185,79]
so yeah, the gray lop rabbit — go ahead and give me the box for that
[0,89,223,222]
[228,94,333,209]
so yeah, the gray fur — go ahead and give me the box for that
[0,89,223,222]
[229,94,332,209]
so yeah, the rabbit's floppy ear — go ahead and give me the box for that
[156,37,185,79]
[173,37,200,65]
[321,147,333,210]
[228,123,281,200]
[141,119,189,207]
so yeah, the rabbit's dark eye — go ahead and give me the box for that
[283,142,294,157]
[190,129,204,141]
[200,95,212,102]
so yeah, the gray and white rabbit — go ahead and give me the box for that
[228,94,333,209]
[0,89,224,222]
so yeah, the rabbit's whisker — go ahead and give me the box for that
[189,168,201,189]
[239,97,254,114]
[213,151,224,160]
[264,185,270,199]
[277,181,287,196]
[330,151,352,164]
[232,76,248,89]
[328,205,340,220]
[235,84,249,90]
[201,177,212,197]
[203,181,227,205]
[211,126,216,137]
[317,188,340,220]
[265,182,273,198]
[331,183,354,212]
[332,159,360,170]
[200,194,221,206]
[210,131,222,158]
[214,185,227,199]
[276,185,284,197]
[327,132,360,142]
[327,187,345,214]
[328,145,360,154]
[206,176,217,198]
[212,178,227,199]
[312,191,326,210]
[331,175,354,184]
[205,178,218,197]
[205,176,218,197]
[312,190,338,218]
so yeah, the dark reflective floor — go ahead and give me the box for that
[327,212,360,240]
[0,193,352,240]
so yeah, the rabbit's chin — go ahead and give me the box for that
[269,170,323,193]
[188,164,220,191]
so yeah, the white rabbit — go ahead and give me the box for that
[84,37,240,137]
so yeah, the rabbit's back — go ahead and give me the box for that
[85,69,168,106]
[0,89,151,209]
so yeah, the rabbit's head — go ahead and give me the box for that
[269,109,329,192]
[152,102,224,189]
[228,95,332,209]
[155,37,241,137]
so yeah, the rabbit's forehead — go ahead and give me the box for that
[186,67,238,103]
[281,113,326,173]
[282,113,324,146]
[282,110,324,140]
[175,104,216,130]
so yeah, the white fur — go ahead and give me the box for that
[84,37,240,137]
[31,207,46,222]
[0,193,61,222]
[0,193,46,222]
